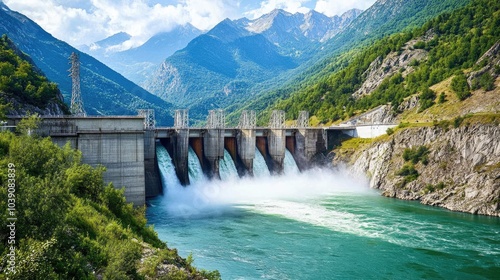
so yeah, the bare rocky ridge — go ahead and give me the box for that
[340,123,500,216]
[343,95,419,125]
[353,33,434,98]
[1,92,68,116]
[467,40,500,86]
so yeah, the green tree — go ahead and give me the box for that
[451,72,471,100]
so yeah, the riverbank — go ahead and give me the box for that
[333,116,500,216]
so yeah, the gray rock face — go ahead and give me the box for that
[467,40,500,86]
[353,35,432,99]
[1,93,67,116]
[343,124,500,216]
[343,104,397,125]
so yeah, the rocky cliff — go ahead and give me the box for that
[338,121,500,216]
[1,92,68,116]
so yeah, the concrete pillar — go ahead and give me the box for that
[295,129,327,169]
[287,133,308,171]
[172,129,189,186]
[144,131,162,197]
[203,129,224,179]
[236,129,256,176]
[267,129,286,174]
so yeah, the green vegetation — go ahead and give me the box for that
[450,72,471,100]
[419,88,436,112]
[397,145,431,185]
[0,124,220,279]
[396,164,420,184]
[438,92,446,104]
[471,72,496,91]
[423,182,446,193]
[0,35,65,110]
[402,146,430,165]
[386,127,395,135]
[267,0,500,124]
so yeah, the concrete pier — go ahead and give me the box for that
[144,131,162,198]
[203,129,225,179]
[292,129,327,170]
[236,129,256,176]
[267,129,286,174]
[172,129,190,186]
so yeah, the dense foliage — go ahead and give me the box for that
[269,0,500,124]
[0,123,220,279]
[0,35,63,108]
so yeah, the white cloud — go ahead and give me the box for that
[244,0,312,19]
[315,0,375,17]
[3,0,239,48]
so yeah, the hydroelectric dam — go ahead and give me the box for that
[6,110,396,206]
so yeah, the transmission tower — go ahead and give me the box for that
[296,111,309,128]
[69,52,86,116]
[237,110,256,129]
[269,110,285,128]
[138,109,155,130]
[174,109,189,128]
[206,109,225,129]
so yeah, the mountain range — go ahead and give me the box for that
[0,0,476,126]
[80,24,202,85]
[142,8,362,121]
[226,0,472,124]
[0,2,174,125]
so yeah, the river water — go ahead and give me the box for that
[147,144,500,279]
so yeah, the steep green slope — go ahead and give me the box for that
[261,0,499,124]
[229,0,472,125]
[0,126,220,279]
[0,35,68,115]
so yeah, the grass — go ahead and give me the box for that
[399,76,500,124]
[338,137,373,150]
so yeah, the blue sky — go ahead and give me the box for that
[3,0,375,49]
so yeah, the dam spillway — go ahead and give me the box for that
[5,113,395,206]
[156,127,327,187]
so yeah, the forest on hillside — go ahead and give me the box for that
[270,0,499,124]
[0,35,64,111]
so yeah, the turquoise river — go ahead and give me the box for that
[146,144,500,279]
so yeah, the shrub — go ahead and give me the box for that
[402,146,430,165]
[479,72,495,91]
[397,164,419,183]
[451,72,471,100]
[453,116,464,128]
[419,88,436,112]
[386,127,394,135]
[438,92,446,103]
[424,182,446,193]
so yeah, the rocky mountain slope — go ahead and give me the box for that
[332,44,500,216]
[343,119,499,216]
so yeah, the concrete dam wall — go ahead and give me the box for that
[9,116,149,206]
[7,116,357,206]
